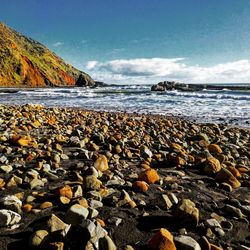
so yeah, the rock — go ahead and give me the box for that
[151,84,166,91]
[94,155,109,172]
[49,242,64,250]
[175,199,199,226]
[148,228,176,250]
[88,207,99,218]
[224,204,245,218]
[59,196,71,205]
[219,182,233,192]
[73,185,83,198]
[0,165,13,173]
[238,245,250,250]
[81,219,107,244]
[117,190,136,208]
[48,214,70,235]
[140,145,153,160]
[220,220,233,231]
[76,73,95,87]
[99,235,117,250]
[199,236,211,250]
[6,175,22,188]
[204,157,221,175]
[58,185,73,199]
[83,175,102,190]
[124,246,135,250]
[89,199,103,209]
[208,144,222,154]
[132,181,149,192]
[40,201,53,210]
[0,195,22,213]
[162,194,173,210]
[227,165,241,178]
[169,193,178,205]
[17,136,33,147]
[210,244,223,250]
[204,218,221,229]
[0,209,21,226]
[215,168,241,188]
[30,179,44,190]
[0,178,5,189]
[29,230,49,248]
[174,235,201,250]
[22,204,33,212]
[138,169,160,184]
[107,217,122,226]
[65,204,89,224]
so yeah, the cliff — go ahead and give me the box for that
[0,22,94,87]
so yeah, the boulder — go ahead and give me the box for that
[76,74,95,87]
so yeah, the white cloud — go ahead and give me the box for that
[85,58,250,84]
[86,61,99,70]
[53,41,63,47]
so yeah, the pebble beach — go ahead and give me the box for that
[0,104,249,250]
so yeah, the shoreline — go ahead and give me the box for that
[0,104,249,249]
[2,103,250,130]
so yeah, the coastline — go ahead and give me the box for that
[0,104,249,249]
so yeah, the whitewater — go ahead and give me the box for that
[0,84,249,127]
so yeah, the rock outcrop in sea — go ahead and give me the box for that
[0,22,94,87]
[151,81,250,91]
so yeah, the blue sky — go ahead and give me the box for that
[1,0,250,84]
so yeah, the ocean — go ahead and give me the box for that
[0,84,249,127]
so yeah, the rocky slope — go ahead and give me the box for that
[0,22,94,87]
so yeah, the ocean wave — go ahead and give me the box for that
[164,90,250,101]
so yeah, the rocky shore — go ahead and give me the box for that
[0,104,249,250]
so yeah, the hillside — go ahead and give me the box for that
[0,22,94,87]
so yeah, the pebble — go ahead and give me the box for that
[83,175,102,190]
[224,204,245,218]
[107,217,122,226]
[238,245,250,250]
[148,228,176,250]
[176,199,199,226]
[204,218,222,229]
[204,156,221,174]
[174,235,201,250]
[65,204,89,225]
[94,155,109,172]
[162,194,173,210]
[132,181,149,192]
[140,145,153,160]
[29,230,49,248]
[0,165,13,173]
[138,168,160,184]
[0,195,22,213]
[30,179,44,190]
[48,214,70,236]
[99,235,117,250]
[0,209,21,226]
